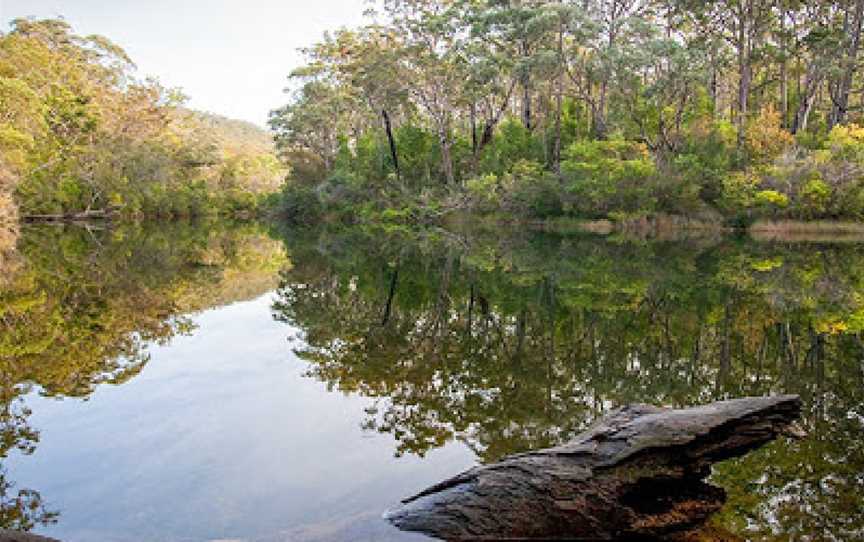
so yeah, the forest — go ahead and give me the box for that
[0,18,284,237]
[269,0,864,226]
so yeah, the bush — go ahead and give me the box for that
[279,183,323,224]
[466,160,563,218]
[673,118,737,203]
[478,118,545,176]
[507,160,563,218]
[561,139,656,217]
[395,124,438,187]
[745,107,795,165]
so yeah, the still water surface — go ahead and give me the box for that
[0,221,861,541]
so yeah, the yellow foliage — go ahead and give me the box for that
[745,107,794,165]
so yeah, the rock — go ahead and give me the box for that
[385,395,802,541]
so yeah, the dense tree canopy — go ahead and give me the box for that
[0,18,284,223]
[270,0,864,224]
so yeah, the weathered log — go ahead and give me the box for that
[386,395,802,541]
[23,209,110,222]
[0,531,59,542]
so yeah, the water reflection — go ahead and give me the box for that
[0,220,861,540]
[272,226,864,540]
[0,220,286,532]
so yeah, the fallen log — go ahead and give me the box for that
[23,209,111,222]
[386,395,802,541]
[0,531,59,542]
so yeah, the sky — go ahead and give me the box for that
[0,0,369,127]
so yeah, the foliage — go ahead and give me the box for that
[276,183,324,224]
[561,139,656,217]
[716,123,864,221]
[0,19,284,221]
[269,0,864,225]
[466,159,563,218]
[745,107,796,166]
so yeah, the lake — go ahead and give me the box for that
[0,220,861,541]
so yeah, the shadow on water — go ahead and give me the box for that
[271,224,864,540]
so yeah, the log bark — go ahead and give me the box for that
[23,209,110,222]
[0,531,59,542]
[386,395,802,541]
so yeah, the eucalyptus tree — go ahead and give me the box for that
[561,0,654,139]
[382,0,472,185]
[609,7,711,156]
[670,0,778,146]
[828,0,864,129]
[468,0,560,132]
[295,26,413,181]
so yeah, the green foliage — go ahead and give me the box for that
[672,118,737,203]
[267,0,864,226]
[467,159,563,218]
[277,183,323,224]
[478,118,545,176]
[561,139,656,217]
[395,124,438,186]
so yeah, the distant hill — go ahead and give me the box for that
[188,111,276,156]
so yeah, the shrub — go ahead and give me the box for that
[560,139,656,217]
[507,160,563,218]
[278,183,322,224]
[478,118,545,176]
[797,174,831,218]
[465,160,563,218]
[674,118,737,203]
[465,173,501,211]
[745,107,795,165]
[754,190,789,214]
[395,124,438,187]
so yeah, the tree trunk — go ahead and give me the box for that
[470,103,478,157]
[386,395,802,541]
[522,81,532,131]
[382,109,401,182]
[521,41,532,131]
[593,82,608,140]
[439,130,455,185]
[553,27,564,173]
[829,0,864,129]
[737,47,751,146]
[780,10,788,128]
[381,267,399,326]
[792,63,823,134]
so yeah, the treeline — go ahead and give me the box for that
[0,18,284,228]
[270,0,864,225]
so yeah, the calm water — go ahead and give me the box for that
[0,221,862,541]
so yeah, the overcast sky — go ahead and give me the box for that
[0,0,369,126]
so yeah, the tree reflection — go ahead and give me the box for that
[0,220,287,530]
[273,226,864,540]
